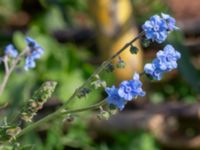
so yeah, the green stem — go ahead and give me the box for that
[16,99,106,138]
[15,32,144,140]
[63,31,144,106]
[61,99,106,115]
[17,110,60,138]
[0,49,27,96]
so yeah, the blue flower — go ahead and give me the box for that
[4,44,18,58]
[31,49,44,60]
[25,37,44,59]
[142,13,177,43]
[105,73,145,110]
[161,13,178,31]
[24,56,36,71]
[105,86,126,110]
[24,37,44,71]
[118,73,145,100]
[144,44,181,80]
[142,15,168,43]
[144,62,163,80]
[118,80,134,100]
[156,44,181,71]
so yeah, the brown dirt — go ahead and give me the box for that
[167,0,200,21]
[166,0,200,34]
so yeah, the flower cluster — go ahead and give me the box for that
[105,13,181,110]
[144,44,181,80]
[142,13,178,43]
[24,37,44,71]
[1,37,43,71]
[105,73,145,110]
[4,44,18,58]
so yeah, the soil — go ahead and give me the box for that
[167,0,200,34]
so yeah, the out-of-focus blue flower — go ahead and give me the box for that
[118,73,145,101]
[26,37,43,50]
[161,13,178,31]
[26,37,37,45]
[142,13,177,43]
[25,37,44,59]
[24,56,36,71]
[24,37,44,71]
[4,44,18,58]
[144,44,181,80]
[105,86,126,110]
[31,49,44,60]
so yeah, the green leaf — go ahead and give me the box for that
[13,32,26,51]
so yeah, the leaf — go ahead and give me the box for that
[13,32,26,51]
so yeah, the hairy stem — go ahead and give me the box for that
[0,50,27,96]
[16,99,106,138]
[14,32,143,140]
[3,57,9,74]
[64,31,144,106]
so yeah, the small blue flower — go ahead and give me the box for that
[4,44,18,58]
[118,73,145,101]
[105,73,145,110]
[144,63,163,80]
[24,37,44,71]
[25,37,44,59]
[118,80,134,100]
[31,49,44,60]
[142,15,168,43]
[156,44,181,71]
[144,44,181,80]
[26,37,42,49]
[105,86,126,110]
[24,56,36,71]
[142,13,178,43]
[161,13,178,31]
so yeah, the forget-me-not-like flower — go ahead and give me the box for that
[118,73,145,101]
[24,37,44,71]
[143,63,163,80]
[156,44,181,71]
[161,13,178,31]
[142,13,177,43]
[105,86,126,110]
[4,44,18,58]
[105,73,145,110]
[24,56,36,71]
[144,44,181,80]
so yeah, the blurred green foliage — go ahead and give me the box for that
[94,131,159,150]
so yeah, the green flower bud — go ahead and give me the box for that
[97,110,110,120]
[141,38,150,47]
[130,45,139,54]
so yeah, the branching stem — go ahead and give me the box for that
[6,32,144,141]
[0,49,27,96]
